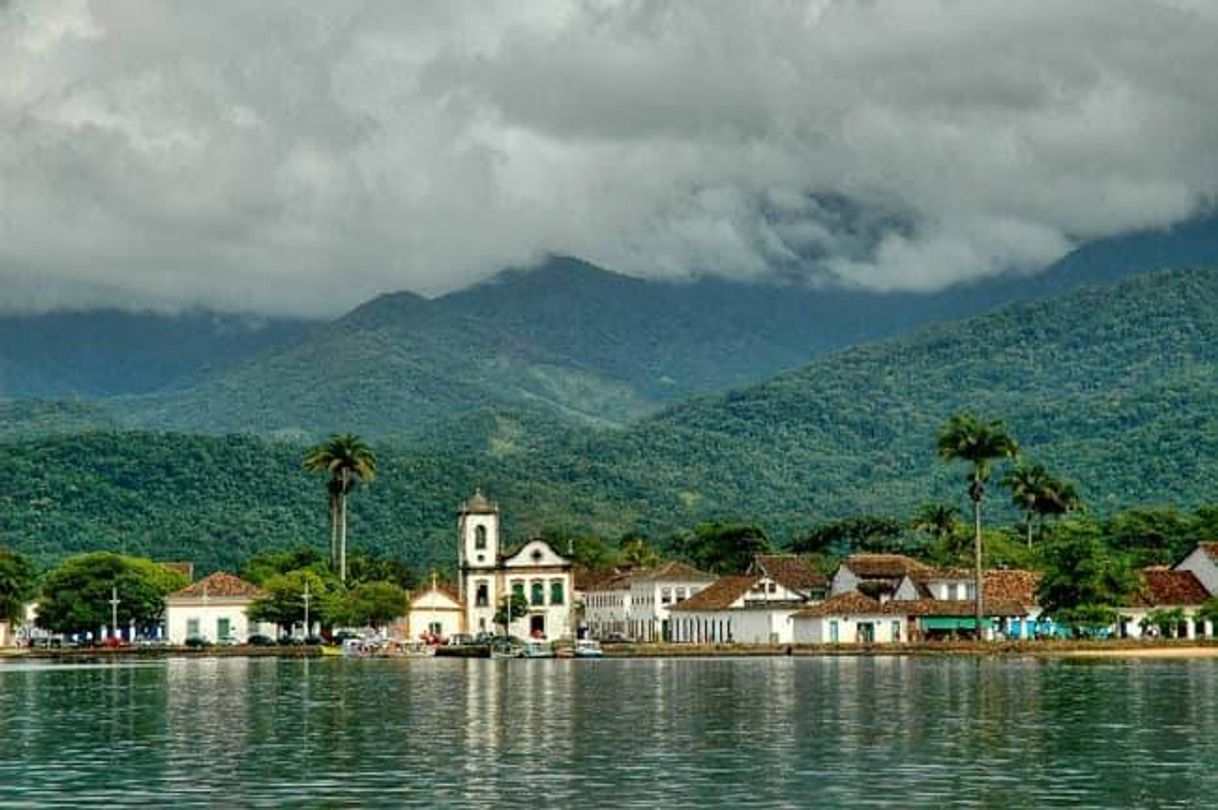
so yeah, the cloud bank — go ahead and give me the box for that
[3,0,1217,314]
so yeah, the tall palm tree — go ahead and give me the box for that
[1004,463,1084,548]
[1003,462,1051,549]
[303,434,377,582]
[937,412,1019,636]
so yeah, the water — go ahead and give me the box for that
[0,656,1215,808]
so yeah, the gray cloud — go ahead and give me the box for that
[2,0,1217,314]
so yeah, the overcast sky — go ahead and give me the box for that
[3,1,1218,315]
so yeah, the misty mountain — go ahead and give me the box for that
[115,215,1218,438]
[3,267,1217,573]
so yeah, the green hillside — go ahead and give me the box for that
[3,267,1218,573]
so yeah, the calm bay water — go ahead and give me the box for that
[0,656,1215,808]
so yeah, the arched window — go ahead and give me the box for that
[531,581,545,606]
[474,525,487,550]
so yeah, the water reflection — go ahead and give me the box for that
[0,656,1215,807]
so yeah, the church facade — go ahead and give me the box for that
[456,490,574,640]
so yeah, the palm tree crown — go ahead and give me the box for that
[303,434,377,582]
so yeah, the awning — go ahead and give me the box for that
[921,616,994,631]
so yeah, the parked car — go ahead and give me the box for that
[602,632,634,644]
[247,634,275,646]
[278,636,303,646]
[447,633,475,647]
[185,635,212,648]
[304,635,324,646]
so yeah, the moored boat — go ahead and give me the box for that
[573,639,603,658]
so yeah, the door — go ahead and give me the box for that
[217,617,231,642]
[530,615,545,638]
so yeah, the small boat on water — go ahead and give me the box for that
[392,641,436,658]
[489,639,523,659]
[521,640,554,659]
[573,639,603,658]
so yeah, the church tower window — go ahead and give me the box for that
[475,525,487,550]
[475,581,489,607]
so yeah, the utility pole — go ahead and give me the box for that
[302,580,312,640]
[109,586,121,641]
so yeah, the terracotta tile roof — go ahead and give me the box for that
[882,598,1028,617]
[583,572,634,592]
[842,554,934,579]
[1199,542,1218,562]
[1130,569,1210,607]
[913,567,973,582]
[984,570,1042,606]
[631,561,717,583]
[669,576,760,612]
[793,590,882,618]
[752,555,827,593]
[170,572,263,600]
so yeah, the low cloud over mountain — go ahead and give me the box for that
[3,1,1218,314]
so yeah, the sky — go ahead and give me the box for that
[3,0,1218,316]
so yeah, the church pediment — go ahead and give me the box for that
[502,539,570,569]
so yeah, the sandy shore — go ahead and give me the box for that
[1044,645,1218,659]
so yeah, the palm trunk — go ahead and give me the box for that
[329,492,339,571]
[339,469,349,583]
[1025,511,1034,549]
[973,495,984,640]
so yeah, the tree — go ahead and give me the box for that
[912,502,961,548]
[302,434,377,583]
[937,412,1019,634]
[675,523,771,574]
[0,549,34,624]
[247,569,331,636]
[326,581,409,632]
[1198,597,1218,628]
[1003,463,1083,548]
[791,515,906,556]
[240,547,328,585]
[1038,518,1137,635]
[493,593,528,636]
[37,552,189,638]
[346,552,419,590]
[619,534,662,568]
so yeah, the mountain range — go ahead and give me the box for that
[5,214,1217,441]
[3,263,1218,573]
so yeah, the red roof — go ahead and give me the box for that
[794,590,882,618]
[669,576,760,612]
[752,555,827,593]
[882,598,1029,617]
[630,561,717,583]
[1130,569,1210,607]
[842,554,933,579]
[984,570,1042,606]
[170,572,263,599]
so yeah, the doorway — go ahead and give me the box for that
[530,615,545,638]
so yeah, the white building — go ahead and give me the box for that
[398,579,464,641]
[457,490,574,640]
[1174,542,1218,597]
[164,572,274,644]
[1117,567,1215,639]
[626,562,717,642]
[581,570,634,639]
[670,556,827,644]
[792,591,898,644]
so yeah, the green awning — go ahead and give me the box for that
[922,617,994,631]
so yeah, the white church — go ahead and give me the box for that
[408,490,575,640]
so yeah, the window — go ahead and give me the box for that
[550,580,565,605]
[829,620,839,643]
[511,581,524,602]
[531,581,545,606]
[676,588,686,602]
[767,582,777,594]
[186,618,200,638]
[965,583,976,599]
[475,525,487,550]
[429,621,443,636]
[475,581,489,607]
[891,621,901,642]
[661,587,672,605]
[948,583,959,600]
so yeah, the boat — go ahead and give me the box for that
[489,639,523,659]
[393,641,436,658]
[521,640,555,659]
[573,639,603,658]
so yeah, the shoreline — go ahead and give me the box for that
[5,639,1218,661]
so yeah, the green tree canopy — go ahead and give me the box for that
[493,593,528,634]
[326,581,409,630]
[790,515,907,556]
[1038,518,1137,630]
[0,548,34,623]
[247,569,331,634]
[675,522,771,575]
[37,552,189,637]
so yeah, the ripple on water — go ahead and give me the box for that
[0,656,1215,807]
